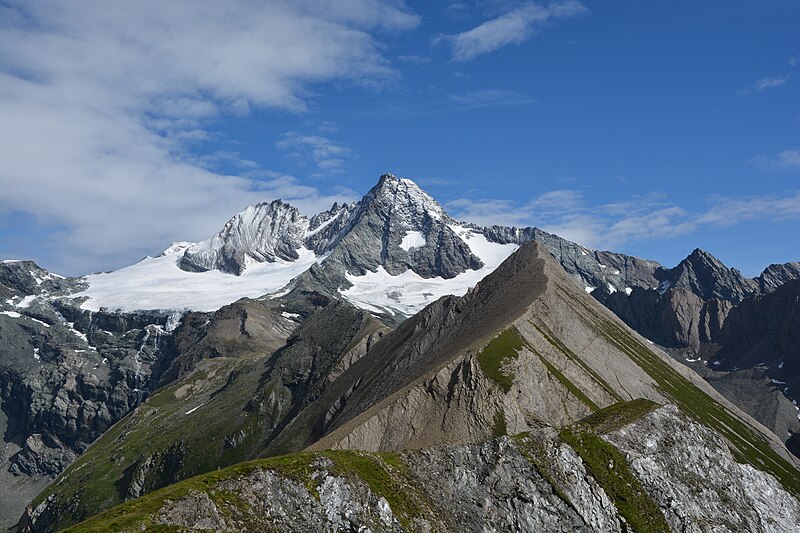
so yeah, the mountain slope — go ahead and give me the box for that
[266,242,800,494]
[51,402,800,533]
[20,295,386,532]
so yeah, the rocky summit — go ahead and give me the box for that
[2,175,800,532]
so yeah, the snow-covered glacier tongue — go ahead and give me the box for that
[72,243,323,312]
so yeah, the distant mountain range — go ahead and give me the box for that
[2,174,800,531]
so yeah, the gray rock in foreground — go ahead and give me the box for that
[53,404,800,532]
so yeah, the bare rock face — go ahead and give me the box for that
[322,174,482,279]
[8,434,76,477]
[607,404,800,532]
[657,248,758,303]
[713,280,800,372]
[758,262,800,293]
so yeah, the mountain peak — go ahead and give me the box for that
[364,173,446,222]
[179,201,309,275]
[661,247,757,302]
[686,248,723,266]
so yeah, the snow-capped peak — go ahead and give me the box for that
[364,173,447,223]
[179,200,310,275]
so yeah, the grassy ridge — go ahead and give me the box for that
[63,450,418,533]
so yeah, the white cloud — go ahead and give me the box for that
[0,0,418,274]
[436,1,588,62]
[697,192,800,226]
[277,132,352,176]
[447,189,800,251]
[752,147,800,171]
[739,74,791,95]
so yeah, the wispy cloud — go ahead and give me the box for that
[751,147,800,171]
[447,189,800,250]
[277,132,352,176]
[447,89,534,109]
[738,74,791,95]
[435,1,588,62]
[0,0,418,274]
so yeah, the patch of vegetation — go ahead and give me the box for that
[560,427,670,533]
[514,434,574,511]
[492,411,508,437]
[477,327,524,392]
[574,398,658,434]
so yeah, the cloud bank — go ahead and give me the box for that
[448,189,800,251]
[0,0,419,274]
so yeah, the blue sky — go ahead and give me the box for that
[0,0,798,276]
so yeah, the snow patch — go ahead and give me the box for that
[68,324,88,343]
[607,283,617,294]
[17,295,37,308]
[624,287,633,295]
[185,403,204,415]
[33,348,40,361]
[0,311,21,318]
[399,230,426,251]
[28,317,50,328]
[585,286,596,294]
[779,362,784,369]
[281,311,301,320]
[305,210,343,238]
[73,248,321,312]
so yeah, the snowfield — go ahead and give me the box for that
[340,226,518,316]
[73,222,521,317]
[73,248,322,312]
